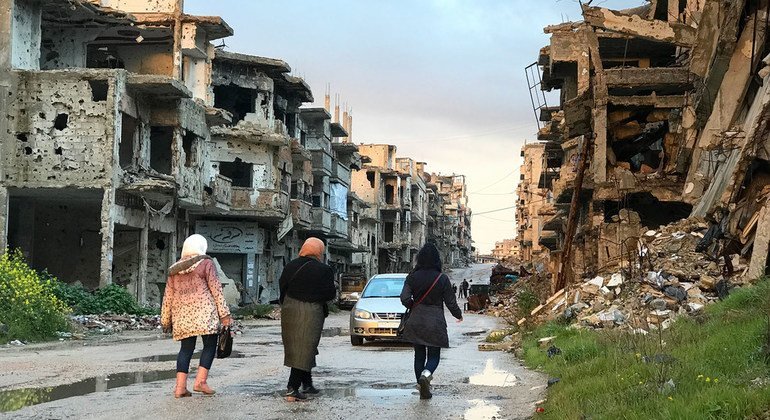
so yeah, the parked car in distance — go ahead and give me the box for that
[349,273,408,346]
[338,273,367,309]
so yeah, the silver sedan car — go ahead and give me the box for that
[349,273,408,346]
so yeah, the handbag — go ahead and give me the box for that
[217,326,233,359]
[397,273,442,337]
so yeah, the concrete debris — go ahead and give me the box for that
[70,314,162,333]
[505,0,770,333]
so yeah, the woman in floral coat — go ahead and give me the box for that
[161,234,231,398]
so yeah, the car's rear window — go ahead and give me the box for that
[361,277,406,298]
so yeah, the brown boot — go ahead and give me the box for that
[174,372,192,398]
[193,367,216,395]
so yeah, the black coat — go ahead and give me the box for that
[279,256,336,371]
[400,269,462,348]
[279,256,336,304]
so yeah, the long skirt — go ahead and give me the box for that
[281,296,325,371]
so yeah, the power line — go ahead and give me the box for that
[475,214,517,222]
[472,205,517,216]
[469,171,516,194]
[468,191,516,196]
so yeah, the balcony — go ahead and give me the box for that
[210,118,287,147]
[230,188,289,221]
[331,161,351,186]
[380,232,410,249]
[204,174,232,211]
[330,214,349,239]
[311,207,332,233]
[290,199,312,229]
[311,150,333,176]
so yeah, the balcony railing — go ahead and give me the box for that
[230,187,289,221]
[311,150,333,176]
[204,174,232,210]
[290,199,312,228]
[311,207,332,233]
[331,161,351,186]
[330,214,349,239]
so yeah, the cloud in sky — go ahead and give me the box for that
[186,0,641,253]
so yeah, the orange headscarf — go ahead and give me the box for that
[299,237,325,261]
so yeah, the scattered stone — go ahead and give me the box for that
[538,336,557,348]
[546,345,561,358]
[607,273,624,288]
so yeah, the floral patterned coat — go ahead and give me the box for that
[160,255,230,341]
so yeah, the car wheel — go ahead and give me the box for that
[351,335,364,346]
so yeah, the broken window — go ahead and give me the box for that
[385,185,395,204]
[119,113,138,169]
[86,45,126,69]
[149,126,173,175]
[603,192,692,228]
[384,222,394,242]
[182,132,197,168]
[213,84,256,124]
[367,171,376,188]
[608,107,669,174]
[218,158,253,187]
[300,131,307,147]
[89,80,108,102]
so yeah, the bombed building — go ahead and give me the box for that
[0,0,473,307]
[517,0,770,291]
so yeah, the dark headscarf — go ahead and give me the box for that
[413,243,442,273]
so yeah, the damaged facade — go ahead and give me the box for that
[0,0,475,307]
[0,0,358,307]
[351,145,472,275]
[516,0,770,298]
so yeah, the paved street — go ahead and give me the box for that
[0,264,545,419]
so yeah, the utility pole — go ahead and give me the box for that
[556,134,592,291]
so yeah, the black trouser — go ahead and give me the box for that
[176,334,218,373]
[288,367,312,390]
[414,345,441,382]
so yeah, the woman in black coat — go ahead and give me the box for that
[279,237,336,401]
[400,243,463,399]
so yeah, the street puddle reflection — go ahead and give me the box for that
[464,399,503,420]
[467,359,517,387]
[0,370,179,413]
[322,387,415,398]
[127,350,244,362]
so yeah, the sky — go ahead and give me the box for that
[186,0,641,254]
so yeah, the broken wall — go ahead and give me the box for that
[4,70,120,188]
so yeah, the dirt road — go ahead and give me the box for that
[0,264,545,419]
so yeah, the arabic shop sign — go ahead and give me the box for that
[195,221,264,254]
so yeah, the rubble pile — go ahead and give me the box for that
[507,218,752,332]
[70,314,162,333]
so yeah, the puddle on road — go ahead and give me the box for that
[237,382,415,399]
[464,399,503,420]
[0,370,178,413]
[127,350,244,362]
[466,360,518,387]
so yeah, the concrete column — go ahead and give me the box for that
[0,186,7,251]
[99,188,116,287]
[245,253,256,303]
[592,106,608,182]
[137,224,148,304]
[748,200,770,279]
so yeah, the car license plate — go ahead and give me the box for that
[380,322,399,328]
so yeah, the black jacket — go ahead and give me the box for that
[399,269,462,348]
[279,256,336,304]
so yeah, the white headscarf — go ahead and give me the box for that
[181,234,208,258]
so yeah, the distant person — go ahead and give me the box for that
[457,281,463,298]
[461,279,470,299]
[400,243,463,399]
[452,283,458,296]
[279,238,337,401]
[161,234,232,398]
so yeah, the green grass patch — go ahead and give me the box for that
[523,279,770,419]
[0,250,70,343]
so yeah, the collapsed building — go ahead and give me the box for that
[517,0,770,295]
[351,145,472,275]
[0,0,370,307]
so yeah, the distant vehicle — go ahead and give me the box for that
[349,273,408,346]
[338,273,367,309]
